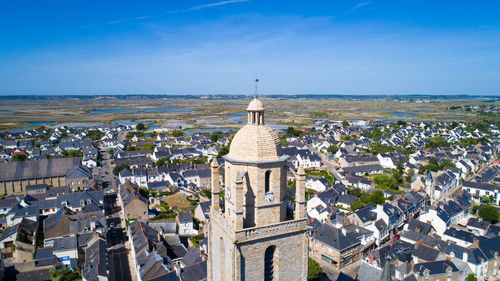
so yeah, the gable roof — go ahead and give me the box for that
[413,260,459,276]
[313,223,360,251]
[180,261,207,281]
[0,157,81,182]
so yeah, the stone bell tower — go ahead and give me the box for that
[207,93,309,281]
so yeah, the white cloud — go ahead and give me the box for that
[168,0,250,14]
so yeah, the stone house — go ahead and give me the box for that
[310,223,361,269]
[119,182,148,220]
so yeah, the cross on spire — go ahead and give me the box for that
[254,78,259,99]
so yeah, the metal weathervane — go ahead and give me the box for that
[254,78,259,99]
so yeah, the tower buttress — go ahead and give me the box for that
[234,176,244,229]
[295,166,306,219]
[211,158,220,212]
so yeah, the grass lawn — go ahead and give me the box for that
[162,193,196,210]
[149,217,177,223]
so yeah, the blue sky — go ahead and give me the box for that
[1,0,499,95]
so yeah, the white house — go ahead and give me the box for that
[177,212,197,235]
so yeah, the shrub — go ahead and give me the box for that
[308,257,323,280]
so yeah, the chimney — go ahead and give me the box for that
[341,228,347,236]
[463,251,468,262]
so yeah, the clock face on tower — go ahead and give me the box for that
[264,191,274,204]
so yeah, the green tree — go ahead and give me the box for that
[190,234,205,248]
[217,145,229,157]
[327,144,339,155]
[373,174,399,190]
[136,123,146,131]
[142,143,155,153]
[172,130,184,138]
[113,164,129,176]
[210,131,223,142]
[342,120,350,128]
[369,190,385,205]
[396,162,405,174]
[308,257,323,280]
[305,188,315,200]
[156,158,167,167]
[467,274,478,281]
[63,149,83,158]
[478,204,499,223]
[139,187,150,198]
[425,136,449,148]
[13,153,27,161]
[87,130,105,140]
[472,205,479,214]
[351,199,366,211]
[51,267,80,281]
[285,126,302,137]
[201,189,212,199]
[363,127,383,140]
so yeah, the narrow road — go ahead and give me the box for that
[307,144,343,182]
[109,246,132,281]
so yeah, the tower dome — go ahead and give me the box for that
[246,98,264,111]
[225,98,283,162]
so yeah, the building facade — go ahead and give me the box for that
[207,97,309,281]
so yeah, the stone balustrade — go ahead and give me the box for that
[235,219,308,243]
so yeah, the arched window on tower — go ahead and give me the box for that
[265,170,271,193]
[264,245,276,281]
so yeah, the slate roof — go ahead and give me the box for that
[0,157,81,182]
[317,189,339,205]
[477,236,500,260]
[407,219,432,235]
[178,212,193,223]
[463,181,500,192]
[401,230,447,249]
[82,235,107,281]
[313,223,360,251]
[354,205,377,223]
[337,194,357,205]
[342,164,384,174]
[148,270,181,281]
[34,247,55,267]
[167,245,188,260]
[180,261,207,281]
[414,243,441,261]
[467,218,490,231]
[413,260,459,276]
[374,219,387,231]
[356,261,382,281]
[0,224,18,241]
[443,227,475,244]
[182,247,203,267]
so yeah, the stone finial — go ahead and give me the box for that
[297,165,305,175]
[211,157,219,167]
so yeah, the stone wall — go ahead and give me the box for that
[0,176,66,195]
